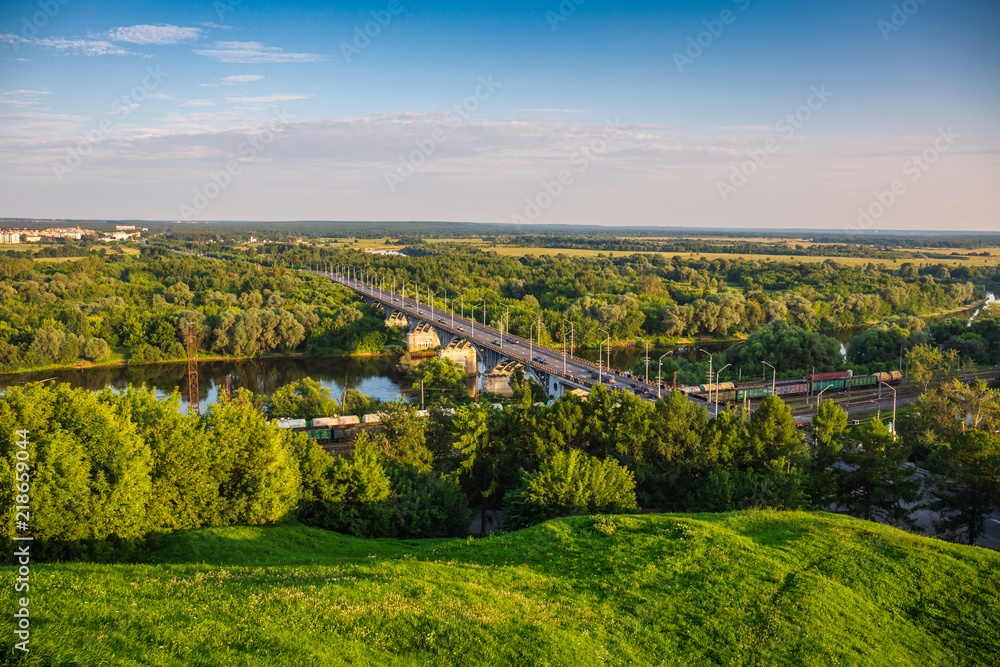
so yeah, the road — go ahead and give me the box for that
[322,271,715,414]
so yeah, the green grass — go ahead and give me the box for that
[3,511,998,666]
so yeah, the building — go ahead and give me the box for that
[0,231,20,244]
[115,225,136,231]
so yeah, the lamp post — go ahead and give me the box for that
[699,348,713,408]
[637,337,651,384]
[597,328,610,386]
[715,363,731,415]
[657,351,671,399]
[561,319,574,375]
[437,288,450,327]
[763,361,776,397]
[880,382,897,435]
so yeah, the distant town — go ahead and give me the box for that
[0,224,146,244]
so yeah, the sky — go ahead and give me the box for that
[1,0,998,230]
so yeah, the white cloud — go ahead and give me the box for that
[147,93,171,100]
[105,24,202,45]
[194,41,322,64]
[225,94,308,104]
[0,33,131,56]
[222,75,265,84]
[179,99,216,107]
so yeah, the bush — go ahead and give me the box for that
[502,450,638,530]
[297,433,392,537]
[388,465,469,538]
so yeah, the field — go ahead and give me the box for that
[418,238,1000,267]
[4,511,998,666]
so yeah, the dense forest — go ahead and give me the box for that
[0,248,399,373]
[1,238,995,375]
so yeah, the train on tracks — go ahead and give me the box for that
[681,370,903,403]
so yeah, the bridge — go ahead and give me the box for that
[319,270,714,413]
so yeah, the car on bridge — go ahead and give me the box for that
[491,339,500,345]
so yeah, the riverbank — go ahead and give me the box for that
[0,349,402,379]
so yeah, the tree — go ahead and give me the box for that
[501,449,638,530]
[298,432,392,537]
[724,319,842,374]
[808,400,848,506]
[744,395,807,470]
[387,465,469,538]
[837,420,921,528]
[265,377,340,420]
[926,430,1000,546]
[373,400,433,472]
[205,399,301,526]
[102,387,215,533]
[0,383,152,543]
[908,344,959,393]
[452,403,517,535]
[83,337,111,362]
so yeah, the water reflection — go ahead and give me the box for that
[0,357,412,412]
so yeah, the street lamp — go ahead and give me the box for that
[637,337,651,384]
[561,319,575,375]
[762,361,776,396]
[597,328,611,386]
[436,288,451,327]
[699,348,713,408]
[880,382,897,435]
[657,351,671,399]
[715,363,731,415]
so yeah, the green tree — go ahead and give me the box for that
[374,400,433,472]
[502,449,638,530]
[744,395,807,470]
[298,432,392,537]
[0,383,152,542]
[205,399,301,526]
[837,420,921,528]
[265,377,340,420]
[83,337,111,362]
[808,400,848,506]
[926,430,1000,545]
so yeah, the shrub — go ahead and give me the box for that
[388,465,469,538]
[502,450,638,530]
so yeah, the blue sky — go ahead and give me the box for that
[1,0,998,229]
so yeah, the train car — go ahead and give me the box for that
[304,428,331,442]
[775,381,809,396]
[807,370,853,382]
[311,417,337,427]
[736,384,773,400]
[873,370,903,383]
[698,382,735,394]
[337,415,361,426]
[847,375,877,389]
[812,378,848,392]
[277,418,307,429]
[361,414,382,425]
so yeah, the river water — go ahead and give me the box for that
[0,357,410,413]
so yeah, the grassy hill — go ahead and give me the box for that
[3,511,998,666]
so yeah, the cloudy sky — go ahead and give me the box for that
[1,0,998,230]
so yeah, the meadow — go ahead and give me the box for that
[3,511,997,666]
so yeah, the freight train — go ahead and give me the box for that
[682,370,903,403]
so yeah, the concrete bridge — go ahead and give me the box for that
[321,271,713,411]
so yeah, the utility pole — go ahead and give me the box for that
[657,352,670,399]
[186,322,199,414]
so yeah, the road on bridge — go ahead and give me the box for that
[322,271,714,414]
